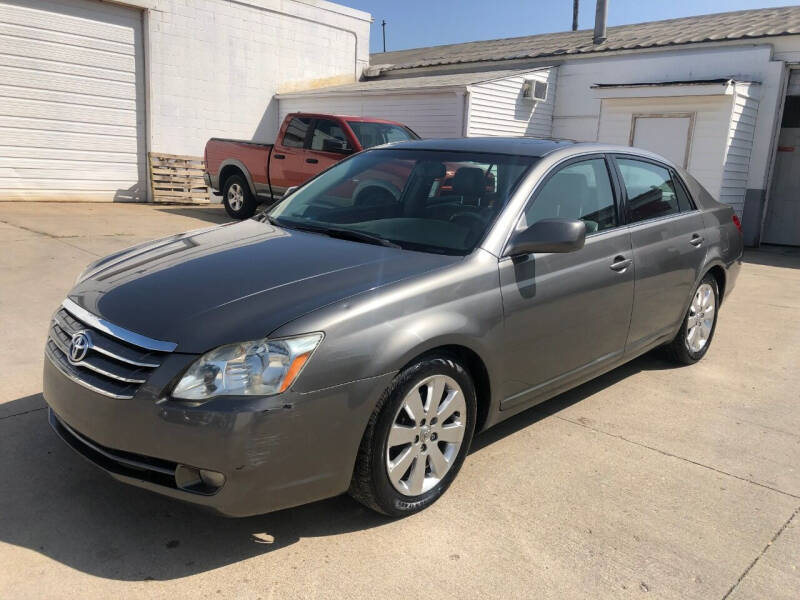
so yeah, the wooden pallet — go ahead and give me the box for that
[149,152,210,204]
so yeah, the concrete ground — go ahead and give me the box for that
[0,202,798,599]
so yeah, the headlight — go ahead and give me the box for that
[171,333,323,401]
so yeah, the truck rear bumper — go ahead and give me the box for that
[204,172,218,192]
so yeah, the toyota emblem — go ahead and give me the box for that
[69,331,92,364]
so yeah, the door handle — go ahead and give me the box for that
[306,158,318,164]
[609,256,633,272]
[273,154,285,160]
[689,234,704,247]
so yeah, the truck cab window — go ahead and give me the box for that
[283,117,312,148]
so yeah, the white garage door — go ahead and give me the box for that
[0,0,146,201]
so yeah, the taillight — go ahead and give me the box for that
[732,214,743,234]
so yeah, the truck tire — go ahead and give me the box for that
[222,174,258,219]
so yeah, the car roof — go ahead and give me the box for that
[380,137,675,163]
[383,137,574,157]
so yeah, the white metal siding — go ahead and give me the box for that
[466,68,556,137]
[278,92,463,139]
[550,44,785,194]
[0,0,146,201]
[597,96,733,202]
[720,84,760,215]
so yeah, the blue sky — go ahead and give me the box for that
[336,0,799,54]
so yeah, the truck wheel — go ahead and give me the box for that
[349,355,477,517]
[222,175,257,219]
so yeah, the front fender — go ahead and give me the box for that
[271,250,505,405]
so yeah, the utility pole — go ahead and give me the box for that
[382,19,387,52]
[572,0,579,31]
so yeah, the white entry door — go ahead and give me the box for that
[0,0,146,201]
[631,115,693,167]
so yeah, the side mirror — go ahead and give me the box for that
[322,139,352,154]
[505,218,586,257]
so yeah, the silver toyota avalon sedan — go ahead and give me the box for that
[43,138,742,517]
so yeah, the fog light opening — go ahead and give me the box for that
[200,469,226,489]
[175,464,225,495]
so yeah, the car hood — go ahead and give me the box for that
[69,220,459,353]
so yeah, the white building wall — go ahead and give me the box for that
[147,0,371,156]
[719,83,760,215]
[552,45,779,186]
[466,68,556,137]
[597,95,733,204]
[278,91,464,138]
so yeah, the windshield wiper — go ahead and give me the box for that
[253,211,278,225]
[271,219,400,249]
[323,227,401,249]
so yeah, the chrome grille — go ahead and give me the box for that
[46,300,175,399]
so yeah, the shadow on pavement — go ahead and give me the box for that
[155,205,232,225]
[0,352,676,581]
[742,245,800,269]
[470,350,676,453]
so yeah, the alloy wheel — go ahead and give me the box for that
[385,374,467,496]
[227,183,244,211]
[686,282,715,353]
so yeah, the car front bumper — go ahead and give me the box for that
[43,355,393,517]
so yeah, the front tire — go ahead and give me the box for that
[666,273,719,364]
[222,174,257,219]
[349,355,477,517]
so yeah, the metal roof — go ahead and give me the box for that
[276,67,546,97]
[370,6,800,72]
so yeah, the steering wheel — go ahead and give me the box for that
[449,211,487,230]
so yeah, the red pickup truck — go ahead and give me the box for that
[204,113,419,218]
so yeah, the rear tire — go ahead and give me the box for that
[349,355,477,517]
[222,174,257,219]
[666,273,719,365]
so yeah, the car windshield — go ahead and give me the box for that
[268,148,538,255]
[347,122,419,148]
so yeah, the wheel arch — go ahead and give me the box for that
[219,160,256,197]
[397,343,493,434]
[706,264,726,305]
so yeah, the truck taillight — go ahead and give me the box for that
[732,214,743,234]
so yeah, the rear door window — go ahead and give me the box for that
[310,119,352,153]
[282,117,312,148]
[616,158,681,223]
